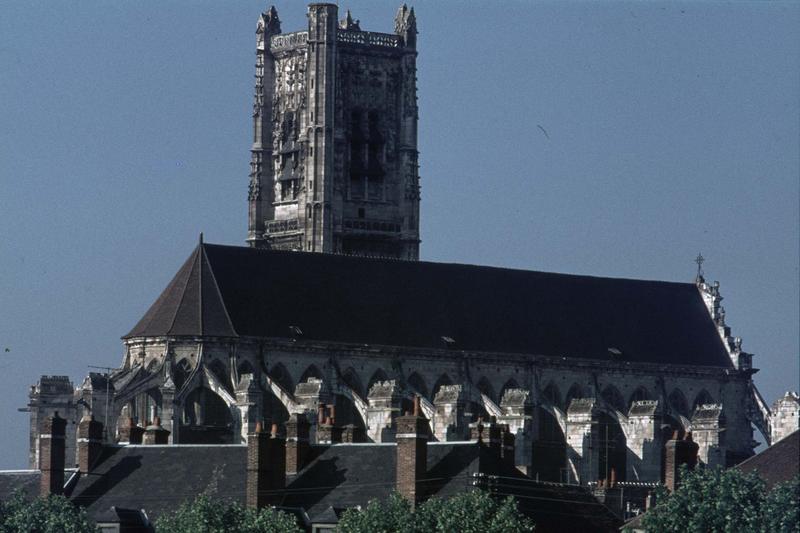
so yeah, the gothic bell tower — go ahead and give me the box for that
[247,3,420,260]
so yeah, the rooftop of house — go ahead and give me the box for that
[125,242,732,368]
[735,429,799,490]
[0,470,41,501]
[621,431,800,531]
[0,440,619,532]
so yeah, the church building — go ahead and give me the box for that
[12,3,798,530]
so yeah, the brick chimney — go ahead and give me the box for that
[396,396,429,507]
[470,416,504,474]
[341,424,365,443]
[118,417,144,445]
[470,417,501,450]
[286,413,311,475]
[664,430,699,492]
[469,417,486,442]
[487,417,502,457]
[143,417,170,445]
[247,423,286,509]
[316,404,342,444]
[77,415,104,473]
[499,423,516,469]
[129,420,144,444]
[39,412,66,496]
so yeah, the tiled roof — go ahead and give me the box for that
[0,470,41,501]
[736,430,799,490]
[125,244,237,338]
[126,243,731,367]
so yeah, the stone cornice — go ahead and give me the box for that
[123,334,748,382]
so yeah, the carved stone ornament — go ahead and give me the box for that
[295,377,324,397]
[259,6,281,36]
[567,397,596,415]
[368,380,399,399]
[628,399,660,417]
[500,388,531,408]
[394,4,417,35]
[434,384,463,404]
[339,10,361,31]
[692,403,724,423]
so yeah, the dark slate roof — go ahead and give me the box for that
[284,442,620,532]
[67,445,247,521]
[126,243,730,367]
[736,430,799,490]
[283,443,396,518]
[0,470,40,501]
[280,442,489,519]
[56,441,618,531]
[93,506,151,527]
[126,244,237,338]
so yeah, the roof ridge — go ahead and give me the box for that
[736,429,799,469]
[200,242,696,287]
[167,245,200,335]
[198,243,204,335]
[200,243,238,337]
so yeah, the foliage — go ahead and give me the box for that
[336,489,535,533]
[154,494,302,533]
[336,492,416,533]
[762,477,800,533]
[0,490,97,533]
[638,466,799,533]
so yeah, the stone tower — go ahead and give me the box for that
[247,4,420,260]
[770,391,799,444]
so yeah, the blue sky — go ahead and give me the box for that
[0,1,797,468]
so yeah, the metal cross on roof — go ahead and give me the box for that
[695,252,705,279]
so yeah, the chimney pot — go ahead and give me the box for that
[247,421,285,509]
[143,417,170,445]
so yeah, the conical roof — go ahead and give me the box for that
[124,243,237,338]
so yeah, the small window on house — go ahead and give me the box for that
[358,208,365,219]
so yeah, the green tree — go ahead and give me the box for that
[335,492,415,533]
[0,490,97,533]
[154,494,302,533]
[638,467,799,533]
[336,489,535,533]
[762,477,800,533]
